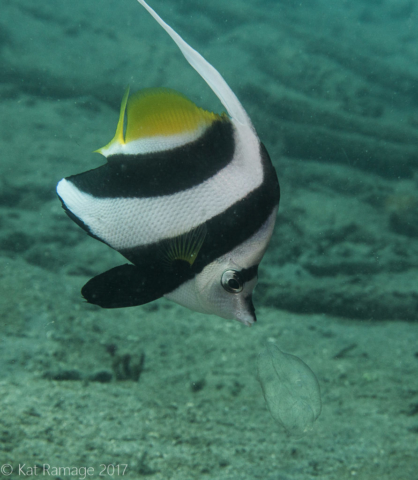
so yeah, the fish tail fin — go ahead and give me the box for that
[137,0,251,127]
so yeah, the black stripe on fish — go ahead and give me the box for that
[66,117,234,199]
[240,264,259,283]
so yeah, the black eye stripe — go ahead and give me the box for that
[240,265,259,283]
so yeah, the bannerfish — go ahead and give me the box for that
[56,0,280,326]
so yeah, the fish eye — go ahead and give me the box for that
[221,270,243,293]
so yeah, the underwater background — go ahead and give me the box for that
[1,0,417,478]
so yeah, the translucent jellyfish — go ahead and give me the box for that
[257,343,321,437]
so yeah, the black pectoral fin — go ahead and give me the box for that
[82,264,162,308]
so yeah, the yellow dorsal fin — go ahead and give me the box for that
[96,87,224,156]
[125,88,220,142]
[96,86,130,155]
